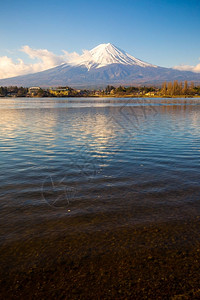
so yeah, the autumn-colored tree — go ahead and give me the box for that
[183,80,188,95]
[179,81,183,94]
[172,80,179,95]
[167,82,173,96]
[161,81,167,95]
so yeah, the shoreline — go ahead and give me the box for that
[1,216,200,299]
[1,95,200,99]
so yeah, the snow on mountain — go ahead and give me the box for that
[68,43,157,69]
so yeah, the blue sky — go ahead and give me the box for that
[0,0,200,78]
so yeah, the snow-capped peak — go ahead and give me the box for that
[68,43,156,69]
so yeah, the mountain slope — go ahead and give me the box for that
[0,43,200,87]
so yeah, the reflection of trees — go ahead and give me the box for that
[161,103,187,114]
[159,103,200,136]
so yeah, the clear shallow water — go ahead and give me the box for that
[0,97,200,242]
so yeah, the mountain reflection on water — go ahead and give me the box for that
[0,98,200,242]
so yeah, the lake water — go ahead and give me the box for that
[0,97,200,243]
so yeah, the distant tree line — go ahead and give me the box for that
[0,86,28,97]
[103,81,200,97]
[0,81,200,98]
[103,85,157,96]
[0,86,94,98]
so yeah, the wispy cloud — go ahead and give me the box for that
[0,46,83,79]
[173,58,200,73]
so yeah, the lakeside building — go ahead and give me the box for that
[28,87,41,96]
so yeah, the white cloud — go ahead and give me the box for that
[0,55,38,79]
[0,46,82,79]
[173,59,200,73]
[21,45,65,68]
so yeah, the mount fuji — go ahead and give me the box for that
[0,43,200,87]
